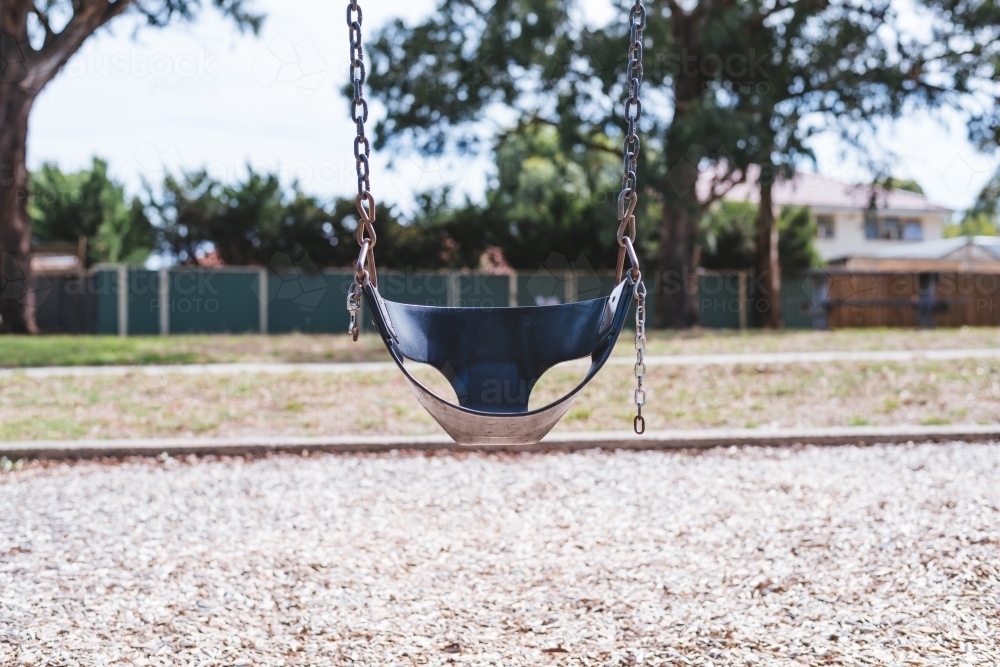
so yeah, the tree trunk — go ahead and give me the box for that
[651,10,713,329]
[754,171,782,329]
[0,80,37,333]
[654,203,700,328]
[0,0,134,333]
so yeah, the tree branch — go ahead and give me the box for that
[31,5,55,48]
[700,165,748,209]
[22,0,132,92]
[662,0,685,19]
[747,0,792,31]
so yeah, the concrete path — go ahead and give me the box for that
[3,347,1000,379]
[3,423,999,460]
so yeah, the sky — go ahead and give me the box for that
[30,0,997,218]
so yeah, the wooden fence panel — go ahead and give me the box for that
[824,271,1000,328]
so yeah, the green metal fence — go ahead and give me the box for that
[89,265,816,335]
[696,270,814,330]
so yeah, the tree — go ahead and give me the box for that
[707,0,943,328]
[943,166,1000,237]
[477,123,658,270]
[0,0,263,333]
[29,158,152,264]
[699,201,820,274]
[964,166,1000,223]
[364,0,750,327]
[144,167,471,269]
[944,213,999,237]
[918,0,1000,150]
[363,0,952,328]
[876,176,924,195]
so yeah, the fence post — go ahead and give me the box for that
[509,273,518,307]
[448,271,460,307]
[258,268,269,334]
[159,268,170,335]
[917,273,937,329]
[564,270,577,303]
[117,265,128,337]
[738,271,748,331]
[809,273,830,330]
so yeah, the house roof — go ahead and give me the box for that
[833,236,1000,272]
[869,236,1000,261]
[702,166,951,214]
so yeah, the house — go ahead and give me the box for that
[716,170,953,262]
[31,238,88,274]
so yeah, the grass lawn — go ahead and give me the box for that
[1,327,1000,368]
[2,357,997,441]
[0,333,390,367]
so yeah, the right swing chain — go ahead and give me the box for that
[620,0,647,434]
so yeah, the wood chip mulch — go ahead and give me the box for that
[1,443,998,665]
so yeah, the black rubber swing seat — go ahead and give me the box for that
[363,278,634,445]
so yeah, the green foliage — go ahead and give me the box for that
[700,202,820,272]
[945,167,1000,237]
[700,202,757,271]
[481,124,656,269]
[141,124,656,271]
[778,206,822,271]
[964,167,1000,222]
[125,0,264,33]
[876,176,925,195]
[944,213,1000,237]
[365,0,670,255]
[29,158,153,265]
[145,167,483,269]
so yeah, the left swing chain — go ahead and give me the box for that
[347,0,377,341]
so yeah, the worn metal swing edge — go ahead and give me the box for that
[362,278,635,446]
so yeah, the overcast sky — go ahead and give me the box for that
[31,0,997,216]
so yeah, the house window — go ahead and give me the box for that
[902,219,923,240]
[865,216,907,240]
[816,215,835,238]
[880,217,901,239]
[865,215,878,239]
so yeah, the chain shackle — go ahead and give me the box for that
[615,0,646,285]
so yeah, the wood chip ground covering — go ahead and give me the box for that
[2,443,998,665]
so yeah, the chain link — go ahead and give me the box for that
[347,0,378,338]
[346,280,363,341]
[615,0,646,284]
[614,0,649,434]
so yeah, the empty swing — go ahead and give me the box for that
[343,0,649,445]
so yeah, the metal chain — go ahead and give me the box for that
[633,279,647,434]
[615,0,645,285]
[347,0,378,339]
[346,280,363,342]
[614,0,648,434]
